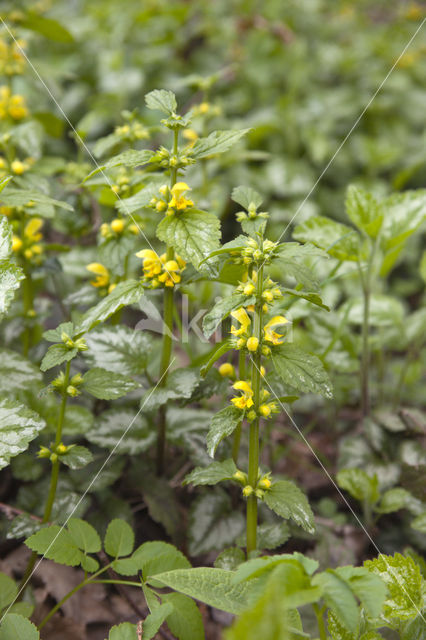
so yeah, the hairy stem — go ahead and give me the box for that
[246,264,264,554]
[313,603,327,640]
[156,128,179,475]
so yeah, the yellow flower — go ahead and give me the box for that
[24,218,43,243]
[230,307,251,337]
[0,205,13,217]
[158,259,182,287]
[243,282,255,295]
[12,235,22,252]
[169,182,193,210]
[136,249,163,277]
[11,159,28,174]
[231,380,254,410]
[86,263,110,288]
[246,336,259,352]
[136,249,186,288]
[110,218,124,233]
[264,316,289,345]
[0,86,28,120]
[219,362,235,378]
[183,128,198,146]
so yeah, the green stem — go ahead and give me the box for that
[359,238,377,418]
[232,351,246,464]
[156,128,179,475]
[20,361,71,593]
[21,265,34,356]
[246,264,264,554]
[313,603,327,640]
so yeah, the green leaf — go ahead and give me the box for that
[0,188,73,216]
[0,573,17,609]
[104,519,135,558]
[203,293,254,339]
[376,488,412,514]
[113,541,190,577]
[85,326,152,375]
[231,185,263,210]
[336,469,379,505]
[142,603,174,640]
[215,548,246,571]
[145,89,177,114]
[162,593,205,640]
[43,321,77,343]
[85,150,154,180]
[148,567,257,614]
[263,481,315,534]
[108,622,138,640]
[82,367,139,399]
[342,295,404,327]
[232,553,319,584]
[255,522,291,551]
[345,185,383,238]
[0,400,45,470]
[60,445,93,470]
[77,280,145,334]
[156,209,221,273]
[0,260,24,316]
[67,518,101,554]
[364,553,423,621]
[411,512,426,533]
[207,406,242,458]
[142,368,200,412]
[40,344,78,372]
[272,243,327,291]
[271,345,333,399]
[87,409,154,454]
[334,566,387,619]
[313,570,359,634]
[20,12,73,42]
[115,183,160,215]
[0,349,42,392]
[188,491,245,556]
[184,459,237,487]
[0,614,39,640]
[25,526,83,567]
[293,216,361,262]
[0,217,12,261]
[190,129,250,159]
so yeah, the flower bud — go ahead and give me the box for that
[242,485,254,497]
[219,363,235,378]
[246,336,259,352]
[110,218,125,233]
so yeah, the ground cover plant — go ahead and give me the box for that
[0,1,425,639]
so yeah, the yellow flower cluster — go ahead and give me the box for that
[0,86,28,120]
[100,217,139,239]
[149,182,194,217]
[236,272,281,312]
[191,102,222,118]
[12,217,43,262]
[114,121,149,142]
[0,38,26,76]
[136,249,186,288]
[230,307,289,353]
[231,380,277,419]
[86,263,116,294]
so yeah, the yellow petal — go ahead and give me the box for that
[86,262,108,276]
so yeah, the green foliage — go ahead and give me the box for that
[184,459,237,486]
[82,367,140,399]
[0,400,45,469]
[263,481,315,534]
[206,406,242,457]
[271,345,333,398]
[0,614,39,640]
[104,518,135,558]
[190,129,250,159]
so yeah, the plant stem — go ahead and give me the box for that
[156,129,179,475]
[313,603,327,640]
[246,264,264,554]
[21,265,34,356]
[20,361,71,593]
[232,350,246,464]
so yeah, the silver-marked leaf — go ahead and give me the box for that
[263,481,315,534]
[0,349,42,392]
[87,409,154,454]
[190,130,250,159]
[0,400,45,470]
[85,325,152,375]
[77,279,145,334]
[271,345,333,398]
[207,406,242,458]
[60,445,93,470]
[82,367,140,399]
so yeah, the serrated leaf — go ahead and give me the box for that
[145,89,177,114]
[271,345,333,398]
[0,260,24,316]
[342,295,404,327]
[231,185,263,210]
[143,603,174,640]
[43,321,76,343]
[0,349,42,392]
[162,592,204,640]
[116,183,160,215]
[0,400,45,470]
[156,209,221,273]
[184,459,237,486]
[82,367,139,399]
[113,541,190,577]
[334,566,388,619]
[336,468,379,505]
[0,187,73,216]
[376,488,412,514]
[0,573,18,609]
[60,445,93,469]
[87,409,154,454]
[293,216,361,262]
[104,519,135,558]
[188,491,245,556]
[85,149,154,180]
[190,129,250,159]
[141,368,200,412]
[25,526,83,567]
[148,567,257,614]
[203,293,254,339]
[85,325,152,375]
[206,406,242,457]
[0,614,39,640]
[77,280,145,334]
[40,344,78,372]
[345,185,383,238]
[313,570,359,634]
[67,518,101,554]
[108,622,138,640]
[263,481,315,534]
